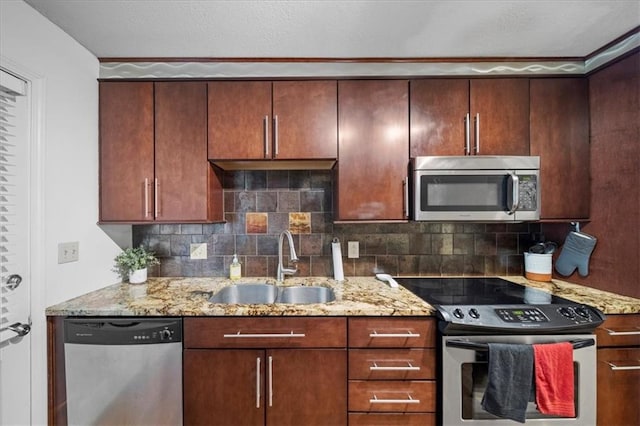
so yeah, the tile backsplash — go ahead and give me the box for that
[133,170,540,278]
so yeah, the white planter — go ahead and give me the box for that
[129,268,148,284]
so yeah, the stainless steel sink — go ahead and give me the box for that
[208,284,335,305]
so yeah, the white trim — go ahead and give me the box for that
[0,55,47,426]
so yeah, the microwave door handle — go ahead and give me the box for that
[507,173,519,215]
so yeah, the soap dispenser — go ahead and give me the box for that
[230,254,241,279]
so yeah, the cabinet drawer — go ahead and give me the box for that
[348,413,435,426]
[596,314,640,347]
[597,347,640,426]
[349,349,435,380]
[348,318,436,348]
[184,317,346,348]
[348,380,436,412]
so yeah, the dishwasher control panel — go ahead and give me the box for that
[64,318,182,345]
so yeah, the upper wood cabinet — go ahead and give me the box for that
[337,80,409,221]
[530,78,589,220]
[99,81,223,223]
[208,80,337,161]
[410,78,530,157]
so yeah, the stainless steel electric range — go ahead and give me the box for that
[395,277,605,426]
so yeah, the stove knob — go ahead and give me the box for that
[468,308,480,319]
[558,307,575,319]
[159,329,173,340]
[575,307,591,318]
[453,308,465,319]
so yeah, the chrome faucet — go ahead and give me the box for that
[277,230,299,282]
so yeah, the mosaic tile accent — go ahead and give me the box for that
[132,170,540,278]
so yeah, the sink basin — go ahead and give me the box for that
[278,286,336,304]
[208,284,335,305]
[208,283,277,304]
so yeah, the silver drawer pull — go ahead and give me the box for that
[370,394,420,404]
[369,330,420,338]
[604,327,640,336]
[224,331,305,338]
[370,362,420,371]
[608,362,640,371]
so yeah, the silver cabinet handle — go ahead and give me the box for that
[273,115,278,157]
[474,113,480,154]
[264,115,270,158]
[370,361,420,371]
[403,177,409,219]
[154,178,159,218]
[5,274,22,290]
[369,331,420,338]
[223,331,306,338]
[370,394,420,404]
[607,362,640,371]
[144,178,150,218]
[268,355,274,407]
[464,113,470,155]
[256,357,261,408]
[604,327,640,336]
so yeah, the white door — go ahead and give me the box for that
[0,69,31,426]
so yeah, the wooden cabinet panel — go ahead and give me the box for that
[208,81,272,159]
[348,380,436,412]
[267,349,347,426]
[272,81,337,159]
[184,317,347,348]
[596,314,640,347]
[337,80,409,220]
[184,349,263,426]
[597,347,640,426]
[530,78,590,220]
[469,79,530,155]
[349,348,435,380]
[99,82,154,222]
[348,317,436,348]
[348,413,435,426]
[410,79,469,157]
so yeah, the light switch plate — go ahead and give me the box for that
[348,241,359,258]
[58,241,79,264]
[190,243,207,260]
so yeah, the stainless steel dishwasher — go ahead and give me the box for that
[64,318,182,426]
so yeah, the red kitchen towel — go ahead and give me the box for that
[533,342,575,417]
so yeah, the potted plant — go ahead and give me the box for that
[113,246,160,284]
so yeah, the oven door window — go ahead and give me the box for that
[419,174,509,211]
[461,360,579,421]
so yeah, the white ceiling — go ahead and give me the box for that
[23,0,640,59]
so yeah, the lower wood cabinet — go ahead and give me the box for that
[183,317,347,426]
[595,314,640,426]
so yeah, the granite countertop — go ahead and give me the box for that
[45,275,640,317]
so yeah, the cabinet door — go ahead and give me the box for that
[155,82,216,222]
[470,79,530,155]
[267,349,347,426]
[530,78,589,220]
[597,347,640,426]
[208,81,272,159]
[337,80,409,220]
[273,81,337,159]
[99,82,154,222]
[184,349,264,426]
[410,79,469,157]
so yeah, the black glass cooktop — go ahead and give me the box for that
[394,277,572,306]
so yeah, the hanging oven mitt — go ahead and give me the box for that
[554,231,597,277]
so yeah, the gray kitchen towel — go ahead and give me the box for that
[481,343,534,423]
[554,231,597,277]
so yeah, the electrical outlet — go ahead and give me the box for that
[58,242,79,264]
[348,241,359,258]
[190,243,207,260]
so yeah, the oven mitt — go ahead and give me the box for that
[554,231,597,277]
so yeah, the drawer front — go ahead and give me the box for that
[348,413,435,426]
[596,314,640,348]
[348,380,436,412]
[348,318,436,348]
[349,348,435,380]
[184,317,346,348]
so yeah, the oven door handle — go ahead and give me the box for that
[446,338,595,351]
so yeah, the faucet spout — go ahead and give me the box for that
[277,230,298,282]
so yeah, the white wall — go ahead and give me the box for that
[1,1,129,424]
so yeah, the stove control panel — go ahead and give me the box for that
[496,308,549,323]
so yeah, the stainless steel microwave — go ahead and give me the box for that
[411,156,540,222]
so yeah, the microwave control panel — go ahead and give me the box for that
[518,175,538,211]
